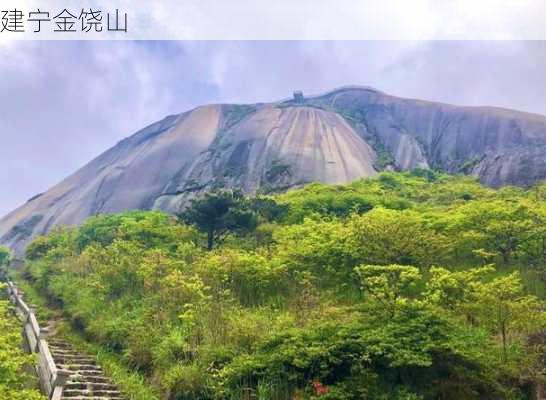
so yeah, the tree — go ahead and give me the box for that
[355,264,421,317]
[471,273,546,362]
[424,265,494,312]
[424,267,546,365]
[346,208,449,267]
[0,247,11,281]
[0,246,10,267]
[276,182,375,223]
[249,197,288,222]
[447,199,545,264]
[179,191,258,250]
[25,235,53,261]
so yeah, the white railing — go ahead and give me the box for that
[5,280,71,400]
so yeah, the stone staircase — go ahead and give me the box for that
[47,338,124,400]
[4,280,125,400]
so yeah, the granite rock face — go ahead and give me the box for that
[307,87,546,186]
[2,86,546,254]
[154,105,377,211]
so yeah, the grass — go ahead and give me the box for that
[12,276,56,324]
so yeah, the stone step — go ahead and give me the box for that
[61,397,124,400]
[64,364,103,372]
[49,341,73,349]
[65,382,118,391]
[55,356,98,365]
[68,376,113,384]
[53,353,86,359]
[62,389,122,397]
[45,334,124,399]
[53,353,90,360]
[52,349,82,355]
[70,370,105,377]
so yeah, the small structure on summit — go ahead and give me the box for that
[293,90,304,103]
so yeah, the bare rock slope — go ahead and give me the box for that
[2,86,546,254]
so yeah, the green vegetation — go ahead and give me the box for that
[0,246,10,269]
[222,105,257,130]
[375,150,395,169]
[178,191,258,250]
[23,171,546,399]
[458,156,483,174]
[0,290,44,400]
[265,160,292,183]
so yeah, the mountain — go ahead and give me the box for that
[2,86,546,255]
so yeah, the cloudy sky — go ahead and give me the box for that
[0,40,545,216]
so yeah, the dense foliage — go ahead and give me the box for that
[178,191,259,250]
[24,172,546,399]
[0,291,44,400]
[0,246,11,268]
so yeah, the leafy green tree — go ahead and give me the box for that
[0,246,10,267]
[273,218,352,285]
[276,182,375,223]
[424,265,494,311]
[447,199,545,264]
[425,267,546,362]
[25,235,53,261]
[408,167,439,182]
[249,197,288,222]
[355,264,421,316]
[471,272,546,362]
[179,191,258,250]
[346,208,449,267]
[75,210,193,253]
[25,227,75,261]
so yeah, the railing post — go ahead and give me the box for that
[21,321,31,353]
[22,308,40,353]
[54,369,71,386]
[51,369,71,400]
[50,386,63,400]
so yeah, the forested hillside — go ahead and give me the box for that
[23,171,546,400]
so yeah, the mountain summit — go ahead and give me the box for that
[2,86,546,254]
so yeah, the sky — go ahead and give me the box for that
[0,40,546,217]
